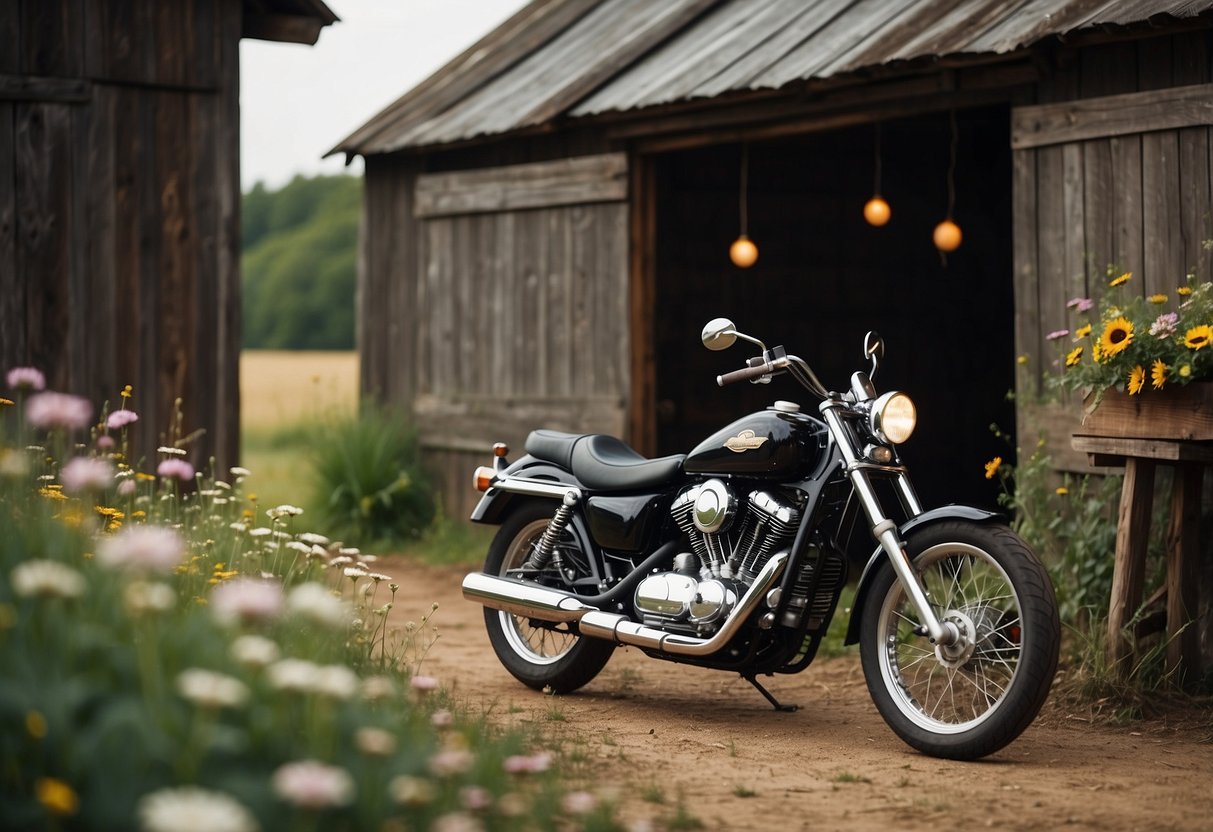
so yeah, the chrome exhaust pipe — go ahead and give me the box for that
[463,552,787,658]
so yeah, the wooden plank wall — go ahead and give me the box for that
[0,0,242,474]
[1012,32,1213,470]
[361,153,629,520]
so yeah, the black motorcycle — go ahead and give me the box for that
[462,319,1059,760]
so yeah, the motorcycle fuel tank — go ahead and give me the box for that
[684,402,827,478]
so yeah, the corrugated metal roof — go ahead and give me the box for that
[335,0,1213,155]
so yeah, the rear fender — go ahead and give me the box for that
[469,455,581,525]
[842,505,1003,646]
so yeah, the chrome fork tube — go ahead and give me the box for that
[820,402,955,646]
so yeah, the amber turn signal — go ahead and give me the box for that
[493,442,509,458]
[473,466,496,492]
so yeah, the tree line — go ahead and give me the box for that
[242,174,361,350]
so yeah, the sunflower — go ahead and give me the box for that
[1148,293,1168,304]
[1109,271,1132,287]
[1128,365,1146,395]
[1075,323,1092,338]
[1099,317,1134,359]
[1065,345,1084,367]
[983,456,1002,480]
[1177,286,1193,297]
[1151,359,1168,390]
[1184,324,1212,350]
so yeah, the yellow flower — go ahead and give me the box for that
[1179,364,1192,378]
[36,777,78,817]
[1065,346,1084,367]
[135,472,156,482]
[1016,354,1029,365]
[38,487,68,502]
[0,397,13,406]
[1099,317,1134,359]
[120,384,133,399]
[1109,271,1132,287]
[1055,487,1069,496]
[25,710,47,739]
[984,456,1002,480]
[1075,323,1092,338]
[1148,294,1167,304]
[1151,360,1168,390]
[1177,285,1193,296]
[1092,339,1102,362]
[1128,365,1145,395]
[1184,324,1212,350]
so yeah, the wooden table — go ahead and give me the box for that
[1071,434,1212,678]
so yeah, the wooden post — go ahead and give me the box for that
[1166,464,1203,679]
[1105,457,1155,674]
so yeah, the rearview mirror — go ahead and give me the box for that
[701,318,738,351]
[864,331,884,377]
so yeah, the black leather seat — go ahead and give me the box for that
[525,430,685,492]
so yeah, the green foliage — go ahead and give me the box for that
[242,175,361,350]
[309,404,436,548]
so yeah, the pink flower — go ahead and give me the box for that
[1151,312,1179,338]
[106,409,139,429]
[410,675,439,695]
[117,479,137,497]
[96,525,186,573]
[459,786,492,812]
[1066,297,1094,313]
[26,392,92,431]
[210,577,284,626]
[431,709,453,729]
[6,367,46,391]
[561,791,597,815]
[59,456,115,493]
[503,752,552,775]
[1045,329,1069,341]
[96,435,115,450]
[157,458,195,482]
[272,760,354,810]
[428,749,474,777]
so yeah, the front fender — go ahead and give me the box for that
[468,455,581,525]
[842,505,1003,646]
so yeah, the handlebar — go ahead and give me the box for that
[716,360,771,386]
[717,349,831,398]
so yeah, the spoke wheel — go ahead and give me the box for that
[482,503,614,693]
[860,521,1059,760]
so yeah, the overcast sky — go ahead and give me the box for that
[239,0,529,192]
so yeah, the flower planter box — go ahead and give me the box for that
[1080,382,1213,441]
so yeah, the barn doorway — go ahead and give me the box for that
[650,107,1015,510]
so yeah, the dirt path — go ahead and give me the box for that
[382,559,1213,831]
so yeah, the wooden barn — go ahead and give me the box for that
[333,0,1213,523]
[0,0,336,472]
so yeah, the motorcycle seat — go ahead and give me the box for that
[526,430,685,492]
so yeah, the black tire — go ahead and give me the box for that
[859,521,1059,760]
[483,503,615,694]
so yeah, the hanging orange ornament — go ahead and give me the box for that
[729,234,759,268]
[933,219,962,252]
[863,196,891,227]
[729,141,758,268]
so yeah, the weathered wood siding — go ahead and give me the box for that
[1013,33,1213,469]
[361,152,629,519]
[0,0,242,473]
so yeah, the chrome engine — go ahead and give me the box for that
[634,480,803,635]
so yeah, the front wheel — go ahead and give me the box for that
[859,521,1059,760]
[483,503,615,694]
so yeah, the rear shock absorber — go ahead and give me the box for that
[522,491,578,573]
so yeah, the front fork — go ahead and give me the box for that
[821,403,960,647]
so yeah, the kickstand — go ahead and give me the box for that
[743,674,797,712]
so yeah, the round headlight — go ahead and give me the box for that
[870,392,916,445]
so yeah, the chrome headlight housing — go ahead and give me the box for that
[869,391,916,445]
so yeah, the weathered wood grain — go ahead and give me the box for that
[1012,82,1213,149]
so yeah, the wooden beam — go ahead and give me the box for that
[0,73,89,103]
[241,13,326,45]
[1105,457,1155,676]
[1011,82,1213,149]
[413,153,627,218]
[1166,463,1203,679]
[627,151,657,456]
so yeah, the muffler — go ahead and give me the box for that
[462,552,787,658]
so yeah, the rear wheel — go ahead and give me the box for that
[859,521,1059,760]
[483,503,614,693]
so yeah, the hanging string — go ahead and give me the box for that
[739,140,749,236]
[946,109,957,219]
[873,123,882,196]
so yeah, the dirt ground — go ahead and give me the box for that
[381,559,1213,832]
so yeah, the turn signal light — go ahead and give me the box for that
[473,466,496,492]
[493,443,509,458]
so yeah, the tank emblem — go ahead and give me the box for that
[724,429,769,453]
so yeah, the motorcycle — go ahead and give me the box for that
[462,319,1059,760]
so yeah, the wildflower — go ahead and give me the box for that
[157,458,195,482]
[343,566,367,579]
[1128,365,1146,395]
[1184,324,1212,350]
[561,790,598,815]
[120,384,133,398]
[1109,271,1132,287]
[229,466,251,478]
[137,786,259,832]
[176,668,250,709]
[1099,317,1134,359]
[59,456,115,493]
[312,664,359,700]
[1151,359,1168,390]
[26,392,92,431]
[431,812,485,832]
[362,676,396,701]
[298,532,329,546]
[35,777,78,817]
[230,634,280,668]
[272,760,355,810]
[1045,329,1069,341]
[285,541,311,554]
[106,409,139,429]
[248,527,272,537]
[1066,297,1094,313]
[210,578,284,626]
[431,709,454,728]
[1148,293,1168,304]
[1075,323,1092,338]
[1179,364,1192,378]
[368,572,393,583]
[11,560,86,599]
[328,555,353,567]
[1016,354,1028,365]
[267,658,320,693]
[460,786,493,812]
[1055,487,1069,496]
[26,710,47,739]
[124,581,176,616]
[355,727,397,757]
[96,525,186,573]
[267,504,304,519]
[504,752,552,775]
[96,434,116,450]
[983,456,1002,480]
[390,776,436,807]
[1065,346,1083,367]
[287,582,350,628]
[6,366,46,391]
[0,397,11,406]
[410,675,440,695]
[1177,285,1193,296]
[158,446,187,456]
[429,748,475,777]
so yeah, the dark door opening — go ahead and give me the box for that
[652,107,1015,510]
